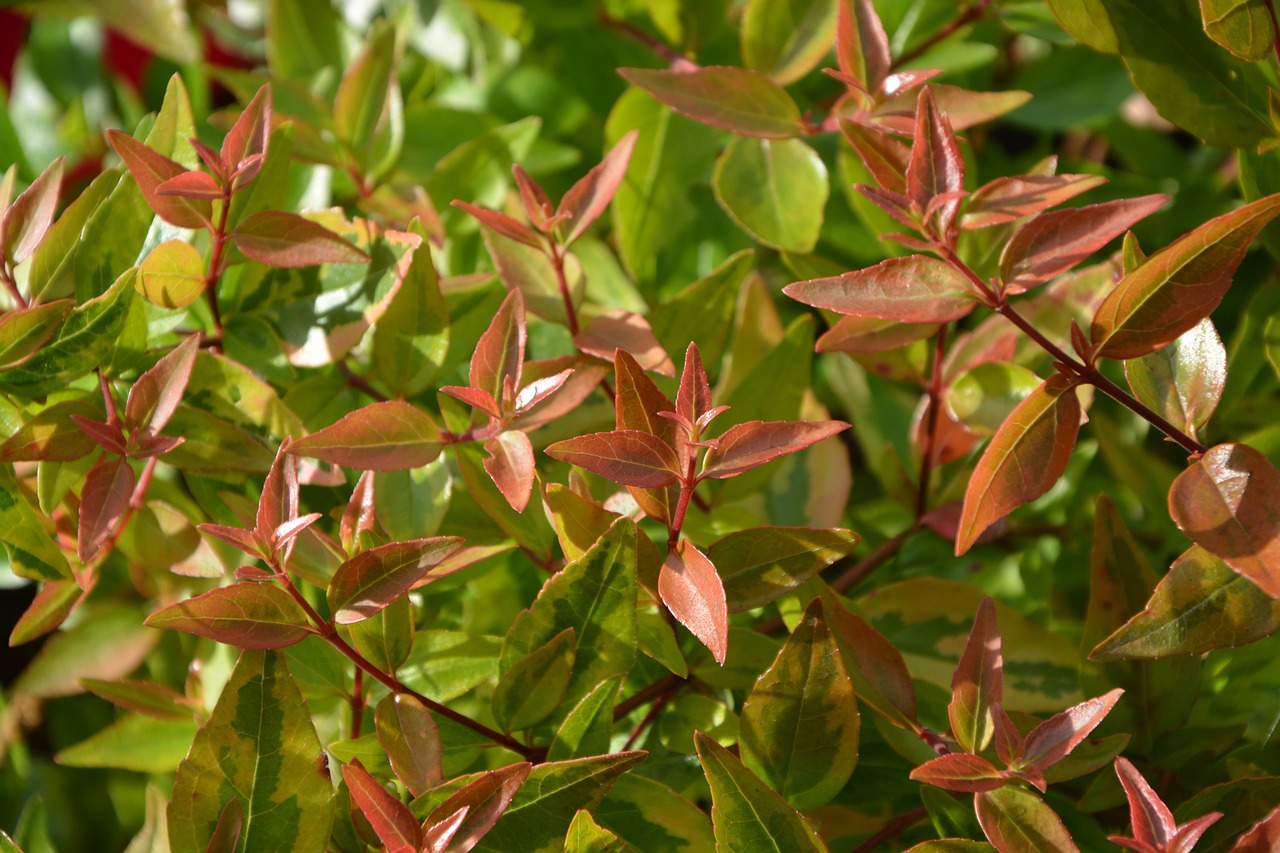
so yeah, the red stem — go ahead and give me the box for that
[613,672,685,721]
[851,806,930,853]
[548,243,581,336]
[597,11,696,70]
[338,360,388,403]
[273,569,540,760]
[0,264,27,309]
[203,189,232,345]
[349,668,365,738]
[1265,0,1280,66]
[98,370,119,426]
[915,325,949,519]
[893,0,995,69]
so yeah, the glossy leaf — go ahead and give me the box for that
[824,596,918,729]
[710,527,860,613]
[547,677,621,762]
[77,454,135,562]
[1092,193,1280,359]
[125,335,199,436]
[1114,757,1176,849]
[695,733,828,852]
[456,201,544,248]
[963,173,1109,229]
[611,348,680,521]
[563,810,630,853]
[1000,195,1168,292]
[491,627,576,732]
[106,130,211,229]
[946,362,1042,437]
[1124,318,1225,443]
[956,376,1082,555]
[137,239,205,309]
[343,761,420,853]
[424,762,531,853]
[545,430,681,488]
[712,136,828,253]
[948,597,1003,754]
[231,211,368,267]
[1090,544,1280,660]
[837,0,890,90]
[617,66,805,138]
[660,539,729,665]
[2,157,62,265]
[1168,443,1280,598]
[784,255,981,323]
[221,84,271,175]
[740,598,860,810]
[145,583,314,649]
[372,230,449,398]
[975,786,1080,853]
[0,300,72,371]
[470,289,526,405]
[1020,688,1124,770]
[911,754,1006,793]
[329,537,463,624]
[484,430,535,513]
[375,693,442,797]
[701,419,848,479]
[907,88,965,239]
[559,130,638,246]
[156,170,223,199]
[0,399,100,462]
[289,401,443,470]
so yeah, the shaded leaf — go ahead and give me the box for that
[825,596,918,729]
[1201,0,1273,61]
[948,597,1003,754]
[329,537,464,624]
[145,583,314,649]
[617,66,805,138]
[77,454,135,562]
[372,230,449,398]
[491,627,576,732]
[0,399,100,462]
[1231,805,1280,852]
[1114,757,1176,849]
[911,754,1006,793]
[547,677,621,762]
[742,0,839,85]
[975,787,1079,853]
[231,211,368,267]
[334,22,396,150]
[289,401,443,470]
[956,376,1082,555]
[545,430,681,488]
[574,311,673,377]
[784,255,980,323]
[710,527,860,612]
[375,693,443,797]
[660,540,729,665]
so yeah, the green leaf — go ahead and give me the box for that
[471,752,648,853]
[947,362,1043,437]
[400,630,503,704]
[547,676,621,761]
[0,300,72,371]
[618,67,804,138]
[1092,193,1280,360]
[289,401,443,471]
[741,0,840,85]
[266,0,344,79]
[375,693,442,797]
[55,715,197,773]
[26,168,116,303]
[478,227,581,326]
[453,443,557,564]
[695,733,829,852]
[1047,0,1119,51]
[334,20,396,151]
[649,250,753,370]
[740,598,859,810]
[975,787,1079,853]
[145,583,315,649]
[605,88,721,280]
[169,650,333,853]
[1200,0,1273,61]
[710,527,860,613]
[594,774,715,853]
[948,597,1003,755]
[492,627,577,732]
[1098,0,1271,146]
[160,406,276,475]
[345,593,414,673]
[0,479,72,580]
[1124,318,1225,443]
[712,137,827,253]
[13,604,156,699]
[0,269,136,398]
[137,239,205,309]
[824,593,918,730]
[565,810,631,853]
[81,0,199,63]
[1090,545,1280,660]
[500,518,638,717]
[372,232,449,398]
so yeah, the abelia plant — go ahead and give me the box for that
[3,1,1280,852]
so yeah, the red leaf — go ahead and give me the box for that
[124,334,199,436]
[255,442,299,547]
[1231,805,1280,852]
[375,693,442,798]
[857,184,920,231]
[976,786,1080,853]
[1169,813,1224,853]
[839,119,910,195]
[106,130,211,229]
[675,342,712,429]
[70,415,127,456]
[1020,688,1124,771]
[700,420,850,479]
[484,430,535,513]
[617,66,805,138]
[909,753,1005,793]
[156,170,223,200]
[221,84,271,183]
[948,596,1003,754]
[190,138,228,183]
[999,195,1168,293]
[963,173,1108,229]
[230,211,368,268]
[424,807,468,853]
[513,164,553,229]
[612,349,680,522]
[471,289,526,408]
[875,85,1032,133]
[545,430,682,488]
[826,600,918,728]
[574,310,674,376]
[340,471,376,557]
[144,583,314,649]
[906,88,965,240]
[2,156,62,264]
[660,539,728,664]
[993,705,1025,769]
[199,523,262,560]
[452,200,544,249]
[78,454,135,562]
[10,579,86,646]
[513,368,574,416]
[956,376,1082,555]
[816,315,938,353]
[837,0,890,92]
[440,385,502,420]
[342,762,421,853]
[558,130,638,246]
[784,254,980,323]
[205,800,244,853]
[329,537,464,624]
[1092,192,1280,359]
[1167,443,1280,598]
[289,401,443,471]
[424,763,531,852]
[1114,757,1176,849]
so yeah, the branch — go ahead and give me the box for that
[598,11,697,70]
[893,0,995,69]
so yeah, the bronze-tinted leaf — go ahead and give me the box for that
[155,170,223,199]
[700,419,849,479]
[975,787,1079,853]
[825,596,918,729]
[221,84,271,176]
[839,119,910,194]
[1092,193,1280,359]
[910,753,1005,793]
[144,583,314,649]
[328,537,464,624]
[545,430,681,488]
[484,430,536,513]
[948,597,1003,754]
[2,157,63,265]
[659,539,728,664]
[836,0,891,94]
[1020,688,1124,771]
[999,195,1167,293]
[424,762,532,852]
[963,173,1108,229]
[453,201,544,249]
[231,211,368,268]
[289,402,443,471]
[617,66,805,138]
[470,289,526,407]
[784,255,980,324]
[956,376,1082,555]
[1167,443,1280,598]
[375,693,442,797]
[342,761,421,853]
[906,88,964,239]
[124,334,199,437]
[1113,757,1175,849]
[105,130,211,229]
[558,130,638,246]
[574,310,673,377]
[77,454,135,562]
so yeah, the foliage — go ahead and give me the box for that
[2,0,1280,851]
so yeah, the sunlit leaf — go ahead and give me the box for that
[146,583,314,649]
[617,66,805,138]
